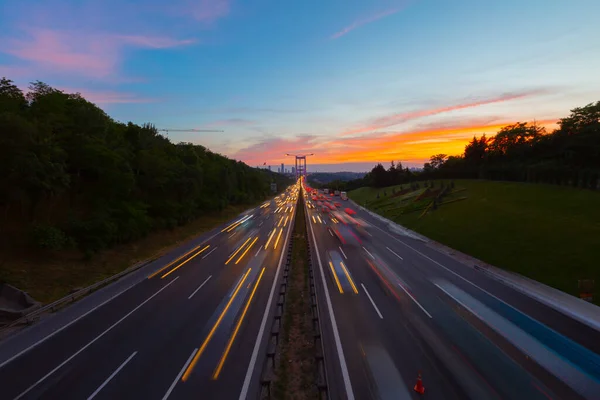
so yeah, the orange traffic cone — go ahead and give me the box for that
[414,372,425,395]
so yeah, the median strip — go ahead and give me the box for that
[271,193,318,399]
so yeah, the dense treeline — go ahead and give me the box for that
[0,78,290,256]
[349,100,600,189]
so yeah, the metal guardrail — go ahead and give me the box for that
[0,257,155,334]
[258,193,329,399]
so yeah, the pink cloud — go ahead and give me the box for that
[331,6,405,39]
[1,28,194,79]
[342,90,547,135]
[188,0,230,22]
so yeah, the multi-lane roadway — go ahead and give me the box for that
[304,186,600,399]
[2,179,600,400]
[0,188,300,400]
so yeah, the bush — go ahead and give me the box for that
[30,224,71,251]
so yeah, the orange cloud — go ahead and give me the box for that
[342,90,547,136]
[234,119,558,166]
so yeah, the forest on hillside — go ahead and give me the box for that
[346,100,600,190]
[0,78,290,257]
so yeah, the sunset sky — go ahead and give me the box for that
[2,0,599,171]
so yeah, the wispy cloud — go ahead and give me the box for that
[233,118,558,166]
[1,28,194,79]
[342,90,548,135]
[188,0,230,23]
[331,6,405,39]
[17,84,158,105]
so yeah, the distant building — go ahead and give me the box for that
[281,163,284,174]
[292,166,296,175]
[268,165,271,171]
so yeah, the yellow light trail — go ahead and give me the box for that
[225,237,252,265]
[265,229,276,249]
[148,245,202,279]
[278,217,283,227]
[212,267,266,379]
[312,215,316,224]
[161,245,210,279]
[235,237,258,265]
[283,216,289,227]
[328,261,344,293]
[317,215,322,224]
[182,269,251,382]
[339,262,358,294]
[273,228,284,249]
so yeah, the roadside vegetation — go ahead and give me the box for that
[272,195,318,399]
[344,99,599,302]
[0,77,290,302]
[350,179,600,302]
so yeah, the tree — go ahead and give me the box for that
[429,154,448,169]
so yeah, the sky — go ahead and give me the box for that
[1,0,600,172]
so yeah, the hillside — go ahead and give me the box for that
[308,171,365,184]
[0,78,291,302]
[349,180,600,301]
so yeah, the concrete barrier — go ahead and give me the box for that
[0,284,41,323]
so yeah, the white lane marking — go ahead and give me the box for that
[238,208,295,400]
[229,232,237,239]
[14,277,180,400]
[162,348,198,400]
[0,282,137,370]
[202,247,218,259]
[255,245,263,257]
[386,246,403,260]
[397,283,432,319]
[361,284,383,319]
[87,351,137,399]
[307,205,355,400]
[188,276,213,300]
[338,246,348,260]
[329,229,333,236]
[371,224,472,286]
[259,221,264,227]
[363,247,375,259]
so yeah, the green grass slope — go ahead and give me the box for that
[350,180,600,301]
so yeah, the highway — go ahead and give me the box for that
[2,179,600,400]
[0,188,300,400]
[304,186,600,400]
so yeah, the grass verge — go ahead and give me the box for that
[272,195,318,400]
[0,202,261,304]
[350,180,600,303]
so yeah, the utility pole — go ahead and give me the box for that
[285,153,313,180]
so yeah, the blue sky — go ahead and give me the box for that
[1,0,599,171]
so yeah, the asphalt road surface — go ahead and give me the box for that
[305,188,600,400]
[2,181,600,400]
[0,189,300,400]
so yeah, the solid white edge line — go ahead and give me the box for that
[255,245,263,257]
[14,277,180,400]
[162,348,198,400]
[238,207,295,400]
[397,283,432,319]
[87,351,137,400]
[188,276,213,300]
[361,284,383,319]
[308,204,355,400]
[0,282,137,370]
[202,247,218,259]
[363,246,375,259]
[338,246,348,260]
[386,246,403,260]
